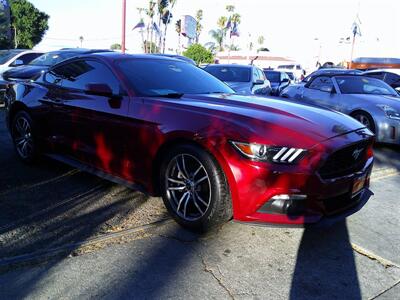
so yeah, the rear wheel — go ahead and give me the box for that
[352,111,375,133]
[160,144,232,232]
[11,111,38,163]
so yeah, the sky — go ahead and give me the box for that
[30,0,400,69]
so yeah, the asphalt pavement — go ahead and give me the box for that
[0,108,399,299]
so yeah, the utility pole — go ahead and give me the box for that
[122,0,126,53]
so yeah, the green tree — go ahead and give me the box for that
[110,43,122,50]
[208,29,224,52]
[183,43,214,65]
[143,40,159,53]
[10,0,49,49]
[195,9,203,43]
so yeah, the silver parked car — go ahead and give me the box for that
[203,64,272,96]
[281,74,400,145]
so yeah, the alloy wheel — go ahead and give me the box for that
[165,154,212,221]
[13,116,34,159]
[354,113,373,131]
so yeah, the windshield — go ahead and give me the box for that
[0,50,24,65]
[29,52,79,66]
[278,65,295,70]
[117,59,234,97]
[204,66,251,83]
[335,76,398,96]
[264,71,280,83]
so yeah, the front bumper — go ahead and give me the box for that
[225,131,375,226]
[376,118,400,145]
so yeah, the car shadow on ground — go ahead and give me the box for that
[290,221,361,300]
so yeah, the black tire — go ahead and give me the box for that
[352,111,376,133]
[160,144,232,232]
[11,110,39,163]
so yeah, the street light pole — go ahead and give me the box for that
[122,0,127,53]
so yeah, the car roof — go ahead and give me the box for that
[48,48,112,55]
[151,54,196,65]
[363,68,400,76]
[204,64,254,69]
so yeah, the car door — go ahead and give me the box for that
[302,76,338,110]
[252,68,269,95]
[50,59,130,176]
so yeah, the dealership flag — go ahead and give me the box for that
[132,19,145,31]
[225,17,232,30]
[230,22,239,37]
[152,22,162,36]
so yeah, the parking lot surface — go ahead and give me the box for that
[0,109,399,299]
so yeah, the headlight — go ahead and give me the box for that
[230,141,306,164]
[377,104,400,121]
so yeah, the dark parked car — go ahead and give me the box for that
[6,53,374,231]
[263,70,291,96]
[302,68,363,84]
[203,64,271,96]
[152,54,196,65]
[2,48,112,82]
[281,74,400,145]
[363,69,400,92]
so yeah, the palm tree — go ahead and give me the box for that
[145,1,157,53]
[226,5,235,13]
[79,36,84,48]
[175,19,181,54]
[157,0,169,48]
[258,35,264,47]
[208,28,224,52]
[161,0,177,53]
[195,9,203,44]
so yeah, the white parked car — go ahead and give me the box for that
[0,49,43,77]
[277,64,305,82]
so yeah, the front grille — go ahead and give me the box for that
[318,140,369,180]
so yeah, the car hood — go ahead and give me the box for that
[156,93,367,148]
[344,93,400,108]
[3,65,48,80]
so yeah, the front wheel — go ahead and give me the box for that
[160,144,232,232]
[11,111,38,163]
[352,112,375,133]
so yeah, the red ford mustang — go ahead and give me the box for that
[5,53,374,231]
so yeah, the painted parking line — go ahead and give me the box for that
[371,168,399,181]
[0,218,173,270]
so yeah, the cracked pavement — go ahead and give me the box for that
[0,109,399,299]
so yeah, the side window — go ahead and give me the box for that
[16,53,43,65]
[366,72,384,80]
[252,68,260,82]
[44,67,65,85]
[384,73,400,86]
[309,76,334,92]
[257,69,265,81]
[56,60,121,94]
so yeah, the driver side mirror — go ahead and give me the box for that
[253,79,265,85]
[11,59,24,67]
[281,78,290,84]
